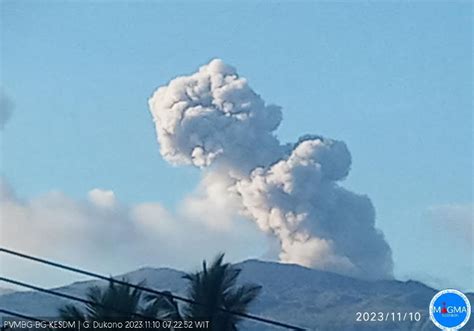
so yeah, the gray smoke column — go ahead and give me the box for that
[148,59,393,279]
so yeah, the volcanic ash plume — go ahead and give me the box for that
[148,59,393,279]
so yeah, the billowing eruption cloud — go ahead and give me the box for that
[149,59,285,173]
[148,59,393,280]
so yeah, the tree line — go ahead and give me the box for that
[58,254,261,331]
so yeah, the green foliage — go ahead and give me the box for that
[58,254,261,331]
[58,279,161,330]
[147,253,261,331]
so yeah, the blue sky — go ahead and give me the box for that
[1,1,472,290]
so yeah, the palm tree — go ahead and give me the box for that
[146,253,261,331]
[59,279,162,329]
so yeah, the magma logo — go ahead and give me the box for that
[430,289,471,330]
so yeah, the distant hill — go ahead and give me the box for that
[0,260,472,330]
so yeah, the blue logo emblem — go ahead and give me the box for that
[429,289,471,330]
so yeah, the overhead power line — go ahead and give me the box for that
[0,247,306,330]
[0,308,46,322]
[0,276,164,323]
